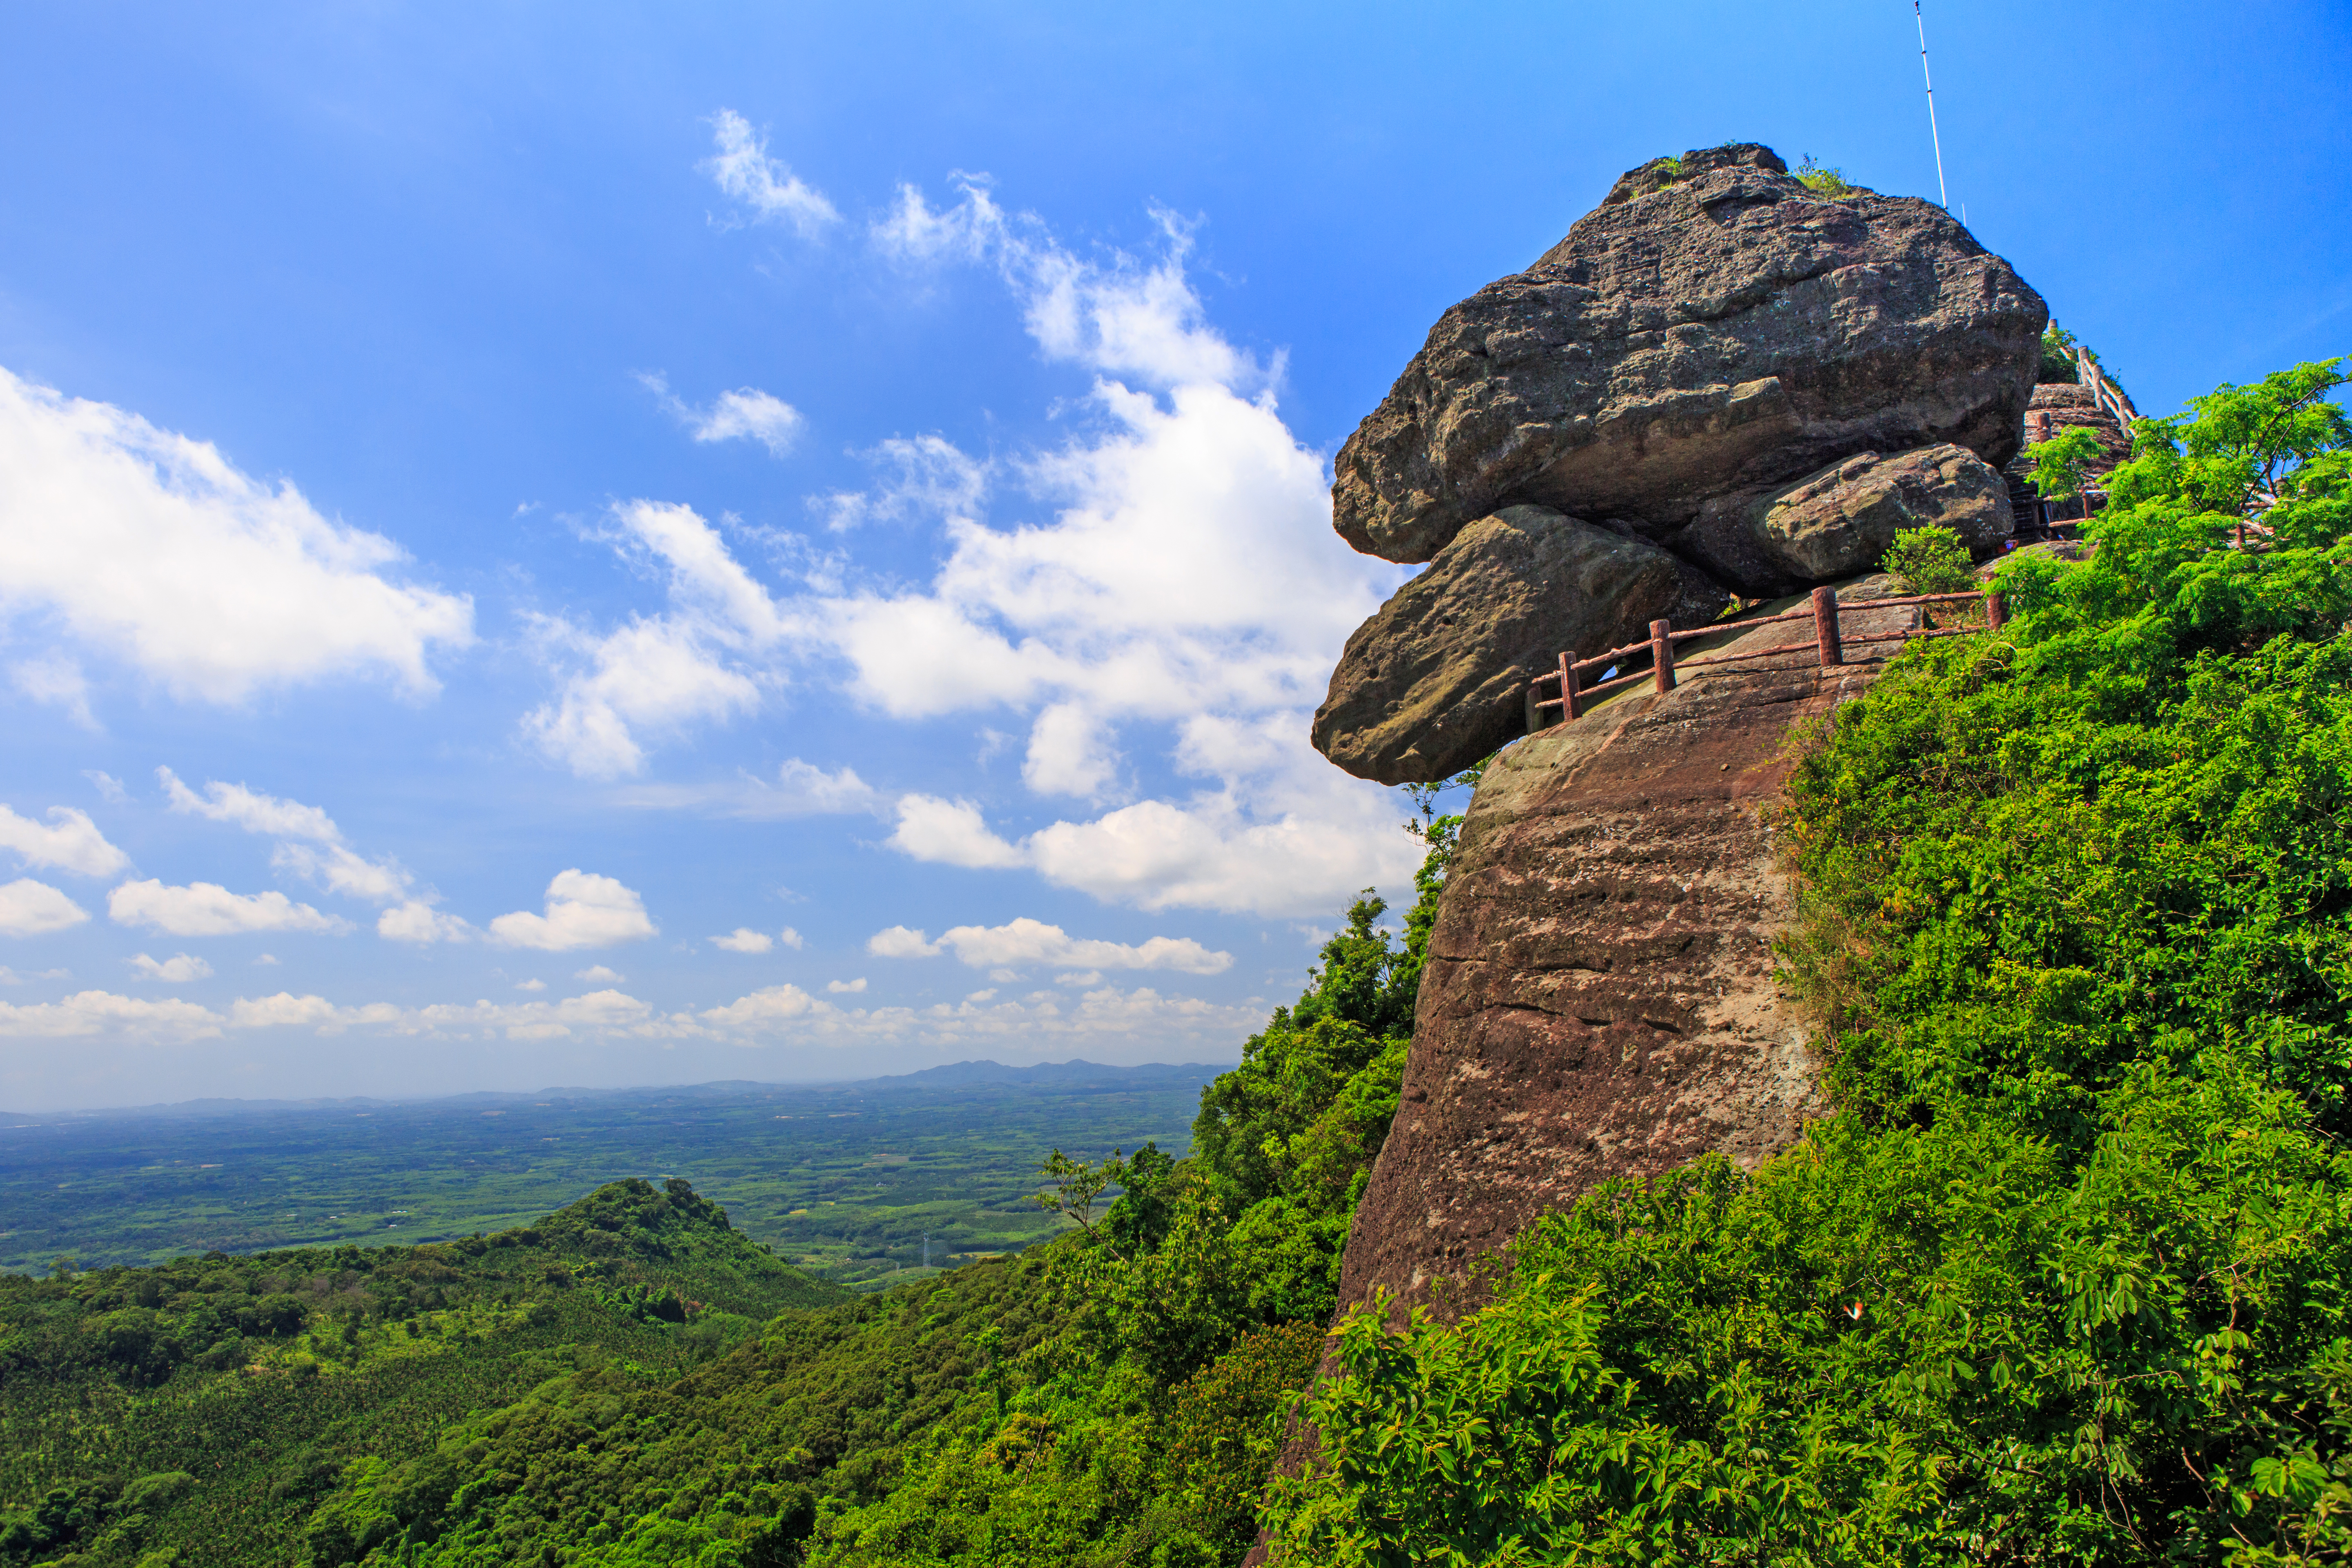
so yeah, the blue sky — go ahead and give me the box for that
[0,1,2344,1111]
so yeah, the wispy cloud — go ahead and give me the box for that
[638,372,804,458]
[703,109,839,236]
[108,880,350,938]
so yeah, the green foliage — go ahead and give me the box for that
[0,1180,844,1565]
[2041,319,2082,382]
[2026,422,2103,503]
[1878,522,1975,594]
[1792,153,1852,197]
[1262,358,2352,1563]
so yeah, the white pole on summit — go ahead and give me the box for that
[1914,0,1950,212]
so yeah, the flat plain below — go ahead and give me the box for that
[0,1059,1218,1287]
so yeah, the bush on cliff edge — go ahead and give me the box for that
[1264,361,2352,1565]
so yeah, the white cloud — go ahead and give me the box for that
[870,915,1231,975]
[0,989,223,1040]
[379,901,474,944]
[160,766,430,913]
[704,109,838,236]
[866,925,941,959]
[873,175,1005,266]
[1054,969,1102,986]
[813,435,989,533]
[82,770,128,804]
[712,927,773,953]
[160,768,338,840]
[691,389,804,455]
[887,796,1025,869]
[574,965,624,983]
[523,501,793,778]
[12,653,97,729]
[0,804,130,878]
[0,879,89,937]
[777,927,804,951]
[1022,702,1120,799]
[254,953,278,965]
[129,952,212,982]
[0,966,70,984]
[515,978,546,991]
[487,870,657,951]
[0,366,472,704]
[827,977,867,993]
[640,373,804,458]
[108,880,350,938]
[613,759,880,819]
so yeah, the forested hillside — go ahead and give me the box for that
[0,789,1468,1567]
[1264,365,2352,1563]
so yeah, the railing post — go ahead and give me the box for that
[1985,589,2007,629]
[1650,620,1675,694]
[1813,586,1842,668]
[1561,651,1579,721]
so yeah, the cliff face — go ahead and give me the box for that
[1332,597,1913,1324]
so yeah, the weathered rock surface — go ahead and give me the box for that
[1673,443,2011,593]
[1330,595,1931,1327]
[1312,506,1729,785]
[1330,145,2046,564]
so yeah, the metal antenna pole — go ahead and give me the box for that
[1914,0,1950,211]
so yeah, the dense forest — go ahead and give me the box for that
[7,358,2350,1566]
[0,783,1462,1566]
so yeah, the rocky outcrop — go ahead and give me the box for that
[1311,507,1729,785]
[1673,443,2011,595]
[1330,145,2045,565]
[1330,594,1928,1327]
[1310,142,2046,786]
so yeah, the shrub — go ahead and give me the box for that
[1878,522,1974,593]
[1792,153,1852,197]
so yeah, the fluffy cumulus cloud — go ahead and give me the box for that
[524,501,797,778]
[546,157,1415,915]
[711,927,773,953]
[487,870,658,952]
[826,188,1417,915]
[0,804,129,878]
[866,916,1229,975]
[108,880,350,938]
[703,109,838,236]
[0,367,472,705]
[0,878,89,937]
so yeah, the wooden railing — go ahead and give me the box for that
[1524,584,2008,728]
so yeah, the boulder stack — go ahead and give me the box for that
[1313,143,2047,783]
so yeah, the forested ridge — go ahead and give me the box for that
[8,359,2352,1566]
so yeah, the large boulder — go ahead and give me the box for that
[1311,505,1728,784]
[1330,143,2047,564]
[1673,443,2011,594]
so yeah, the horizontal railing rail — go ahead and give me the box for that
[1526,584,2007,727]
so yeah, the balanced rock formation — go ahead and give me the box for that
[1673,443,2011,595]
[1311,142,2047,786]
[1312,506,1729,785]
[1330,143,2045,565]
[1331,590,1929,1329]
